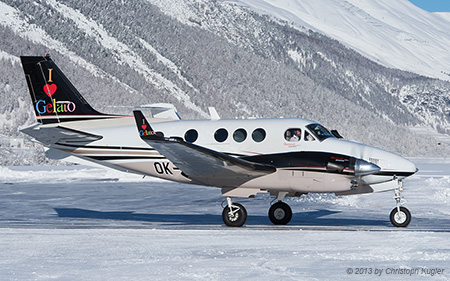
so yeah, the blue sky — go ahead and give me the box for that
[408,0,450,12]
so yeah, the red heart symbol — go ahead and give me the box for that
[141,124,147,130]
[43,84,57,97]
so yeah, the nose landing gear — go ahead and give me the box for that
[389,179,411,227]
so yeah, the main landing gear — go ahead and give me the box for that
[222,193,293,227]
[389,179,412,227]
[268,202,292,225]
[268,192,292,225]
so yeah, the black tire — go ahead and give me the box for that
[269,202,292,225]
[222,203,247,227]
[390,206,411,227]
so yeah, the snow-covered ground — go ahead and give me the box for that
[0,159,449,280]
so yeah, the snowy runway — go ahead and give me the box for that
[1,159,449,280]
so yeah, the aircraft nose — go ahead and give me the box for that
[406,158,418,174]
[400,156,417,173]
[384,154,418,177]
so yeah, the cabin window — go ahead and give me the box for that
[284,128,302,142]
[252,128,266,142]
[184,129,198,143]
[214,128,228,142]
[233,128,247,143]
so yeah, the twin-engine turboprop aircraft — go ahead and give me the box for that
[19,55,417,227]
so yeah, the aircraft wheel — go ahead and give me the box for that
[269,202,292,225]
[390,206,411,227]
[222,203,247,227]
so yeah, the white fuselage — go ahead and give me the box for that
[31,116,417,197]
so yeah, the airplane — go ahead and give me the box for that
[19,55,418,227]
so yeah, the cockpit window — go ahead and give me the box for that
[304,131,315,141]
[284,128,301,142]
[306,124,334,141]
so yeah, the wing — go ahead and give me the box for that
[21,123,103,144]
[133,111,276,187]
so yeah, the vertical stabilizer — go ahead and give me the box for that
[20,55,119,124]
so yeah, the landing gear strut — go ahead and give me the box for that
[390,179,411,227]
[222,197,247,227]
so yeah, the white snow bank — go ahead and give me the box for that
[0,165,164,184]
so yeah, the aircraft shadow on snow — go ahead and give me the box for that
[54,208,389,227]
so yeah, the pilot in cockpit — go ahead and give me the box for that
[305,131,315,141]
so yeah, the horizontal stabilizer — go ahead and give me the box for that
[111,104,181,120]
[21,123,102,145]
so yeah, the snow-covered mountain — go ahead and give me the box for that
[0,0,449,164]
[235,0,450,82]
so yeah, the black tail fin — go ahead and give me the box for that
[20,55,114,124]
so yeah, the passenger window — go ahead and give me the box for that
[304,131,315,141]
[214,128,228,142]
[252,128,266,142]
[284,128,301,142]
[233,128,247,143]
[184,129,198,143]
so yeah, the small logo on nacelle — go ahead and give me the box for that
[139,118,155,136]
[139,129,156,136]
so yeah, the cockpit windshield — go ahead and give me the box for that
[306,124,334,141]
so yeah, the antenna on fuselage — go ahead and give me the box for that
[208,107,220,120]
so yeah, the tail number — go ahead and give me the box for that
[154,162,173,175]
